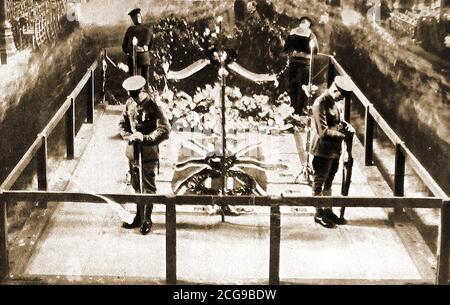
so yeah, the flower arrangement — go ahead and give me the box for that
[157,84,304,134]
[148,11,292,93]
[146,12,307,134]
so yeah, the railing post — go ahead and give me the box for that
[327,57,336,88]
[166,197,177,285]
[86,69,95,124]
[394,143,406,214]
[36,134,48,209]
[0,195,8,281]
[364,105,374,166]
[65,97,75,160]
[101,49,107,104]
[269,204,281,285]
[344,95,351,124]
[437,200,450,285]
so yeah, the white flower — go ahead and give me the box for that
[225,98,233,108]
[172,107,182,118]
[162,89,174,103]
[181,118,189,129]
[220,51,228,62]
[278,103,295,118]
[162,61,170,74]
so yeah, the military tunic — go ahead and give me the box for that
[286,28,319,115]
[122,24,154,80]
[119,94,170,221]
[311,93,345,160]
[310,92,345,197]
[119,94,170,163]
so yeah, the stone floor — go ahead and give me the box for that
[18,105,427,283]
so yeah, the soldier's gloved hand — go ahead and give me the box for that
[129,132,144,142]
[302,85,319,98]
[343,123,356,135]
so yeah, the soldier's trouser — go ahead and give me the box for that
[312,156,340,211]
[288,61,310,114]
[129,161,158,224]
[128,64,150,85]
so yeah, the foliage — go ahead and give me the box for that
[158,84,302,133]
[149,11,291,94]
[147,12,305,132]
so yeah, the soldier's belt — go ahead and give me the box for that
[135,46,149,53]
[291,51,311,58]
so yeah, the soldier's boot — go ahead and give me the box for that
[122,204,143,229]
[322,189,346,225]
[140,203,153,235]
[314,208,336,229]
[312,189,335,229]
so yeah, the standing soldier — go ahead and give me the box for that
[234,0,247,28]
[122,8,153,84]
[310,76,354,228]
[284,16,319,115]
[119,76,170,235]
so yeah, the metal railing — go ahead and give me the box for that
[0,59,97,193]
[326,54,449,284]
[0,51,448,285]
[7,0,67,50]
[388,11,417,39]
[0,55,97,283]
[326,55,448,200]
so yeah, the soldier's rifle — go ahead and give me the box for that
[130,105,143,196]
[295,39,317,185]
[132,36,138,76]
[339,124,355,223]
[133,141,144,194]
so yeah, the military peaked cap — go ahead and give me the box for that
[334,76,354,93]
[299,16,314,26]
[122,75,146,92]
[128,8,141,17]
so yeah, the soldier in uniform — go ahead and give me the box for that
[234,0,247,28]
[284,16,319,115]
[122,8,153,84]
[310,76,355,228]
[119,76,170,235]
